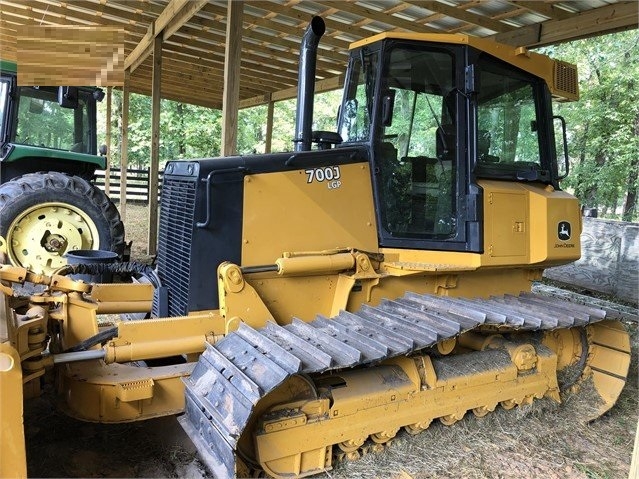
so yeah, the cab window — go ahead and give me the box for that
[339,51,378,143]
[377,46,457,239]
[15,86,90,153]
[475,57,544,179]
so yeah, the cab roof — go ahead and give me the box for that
[350,32,578,102]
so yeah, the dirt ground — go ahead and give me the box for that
[23,204,639,479]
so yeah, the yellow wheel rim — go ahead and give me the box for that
[6,202,100,274]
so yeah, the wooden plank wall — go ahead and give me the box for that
[544,218,639,303]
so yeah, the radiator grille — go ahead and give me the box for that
[552,60,579,102]
[155,177,196,317]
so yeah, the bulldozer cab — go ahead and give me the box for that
[337,36,571,254]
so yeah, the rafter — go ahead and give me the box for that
[320,0,441,34]
[508,1,574,21]
[494,1,638,47]
[403,1,512,33]
[124,0,207,72]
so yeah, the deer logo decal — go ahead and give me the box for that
[557,221,571,241]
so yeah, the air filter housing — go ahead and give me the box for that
[551,60,579,102]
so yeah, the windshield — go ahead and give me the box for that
[339,50,378,143]
[15,86,91,154]
[475,56,544,179]
[377,45,457,239]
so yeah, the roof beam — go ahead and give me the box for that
[239,74,345,109]
[226,2,351,51]
[494,1,638,47]
[507,1,574,21]
[403,1,513,33]
[200,3,349,62]
[124,0,207,72]
[127,80,221,109]
[1,0,344,84]
[319,0,440,33]
[249,1,372,40]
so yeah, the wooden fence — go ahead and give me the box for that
[95,168,162,203]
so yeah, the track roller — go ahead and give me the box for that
[370,429,399,444]
[248,339,560,477]
[472,405,495,418]
[404,420,432,435]
[440,412,465,426]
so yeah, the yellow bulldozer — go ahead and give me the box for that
[0,16,631,479]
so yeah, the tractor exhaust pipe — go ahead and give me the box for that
[293,16,326,152]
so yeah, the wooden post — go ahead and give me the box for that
[120,69,130,222]
[265,99,274,153]
[105,86,112,196]
[630,419,639,479]
[147,35,162,256]
[221,0,243,156]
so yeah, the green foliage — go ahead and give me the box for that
[237,104,267,154]
[99,89,341,164]
[16,88,90,153]
[98,92,222,169]
[543,30,639,221]
[268,91,341,153]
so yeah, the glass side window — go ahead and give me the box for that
[15,87,90,153]
[0,79,9,138]
[476,59,542,175]
[378,46,457,239]
[339,51,378,142]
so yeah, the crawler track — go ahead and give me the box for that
[179,292,630,479]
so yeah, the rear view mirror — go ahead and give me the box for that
[28,98,44,114]
[58,86,78,109]
[93,89,105,102]
[554,115,569,180]
[381,89,396,127]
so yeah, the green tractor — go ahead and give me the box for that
[0,60,124,274]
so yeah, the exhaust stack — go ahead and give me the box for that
[293,16,326,152]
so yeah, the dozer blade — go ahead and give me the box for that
[0,342,27,479]
[585,319,631,419]
[180,292,631,479]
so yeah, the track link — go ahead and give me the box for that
[179,291,630,478]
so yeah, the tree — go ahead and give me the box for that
[99,93,223,169]
[544,30,639,221]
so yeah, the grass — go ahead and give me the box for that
[118,202,157,261]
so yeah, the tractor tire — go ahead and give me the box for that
[0,172,125,274]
